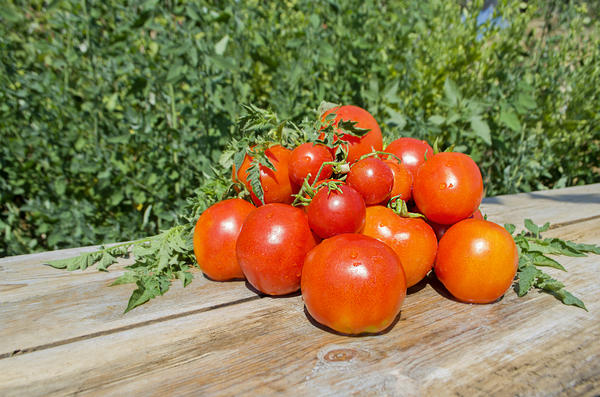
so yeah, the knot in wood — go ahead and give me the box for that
[324,348,357,362]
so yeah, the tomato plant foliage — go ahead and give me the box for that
[1,0,600,256]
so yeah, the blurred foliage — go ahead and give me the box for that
[1,0,599,256]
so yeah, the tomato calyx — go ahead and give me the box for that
[431,137,455,157]
[388,196,425,219]
[292,177,345,207]
[356,150,403,165]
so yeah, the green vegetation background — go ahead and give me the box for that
[1,0,599,256]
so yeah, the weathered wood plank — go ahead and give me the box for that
[0,183,598,360]
[0,217,598,396]
[480,182,600,227]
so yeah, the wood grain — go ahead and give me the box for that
[0,184,599,396]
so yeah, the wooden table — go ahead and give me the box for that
[1,184,599,396]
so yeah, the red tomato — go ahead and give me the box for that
[384,159,413,202]
[193,199,255,281]
[362,206,437,288]
[288,143,333,190]
[301,234,406,334]
[346,157,393,205]
[385,137,433,178]
[413,152,483,225]
[428,208,484,240]
[237,145,294,206]
[307,184,366,239]
[435,219,518,303]
[236,203,317,295]
[321,105,383,163]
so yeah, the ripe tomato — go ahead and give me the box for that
[362,206,437,288]
[413,152,483,225]
[237,145,294,206]
[288,143,333,190]
[193,199,255,281]
[384,159,413,202]
[307,184,366,239]
[428,208,484,240]
[435,219,518,304]
[321,105,383,163]
[236,203,317,295]
[385,137,433,178]
[346,157,393,205]
[301,234,406,334]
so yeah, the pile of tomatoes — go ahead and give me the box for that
[193,105,519,335]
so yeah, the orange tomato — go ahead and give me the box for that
[435,219,518,303]
[362,206,437,288]
[384,159,413,202]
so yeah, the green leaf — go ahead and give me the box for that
[516,264,540,296]
[215,35,230,56]
[444,78,461,106]
[500,106,521,132]
[247,160,264,204]
[384,106,407,129]
[504,223,516,235]
[111,272,138,286]
[517,92,537,111]
[124,280,160,313]
[524,218,539,235]
[470,117,491,145]
[551,289,587,311]
[428,115,445,125]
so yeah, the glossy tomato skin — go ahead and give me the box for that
[435,219,518,304]
[384,159,413,202]
[236,203,317,295]
[385,137,433,178]
[301,234,406,334]
[413,152,483,225]
[237,145,294,206]
[362,206,437,288]
[307,184,366,239]
[289,143,333,190]
[193,199,255,281]
[321,105,383,163]
[346,157,393,205]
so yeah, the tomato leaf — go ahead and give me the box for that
[509,219,597,310]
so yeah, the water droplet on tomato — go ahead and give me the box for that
[439,183,447,189]
[350,250,358,259]
[448,183,454,188]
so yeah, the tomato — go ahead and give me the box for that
[428,208,484,240]
[385,137,433,178]
[346,157,393,205]
[192,199,255,281]
[237,145,294,206]
[288,143,333,190]
[362,206,437,288]
[307,184,366,239]
[384,159,413,202]
[435,219,518,304]
[413,152,483,225]
[236,203,317,295]
[301,234,406,334]
[321,105,383,163]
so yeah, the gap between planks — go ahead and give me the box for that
[1,211,597,361]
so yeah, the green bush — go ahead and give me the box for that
[1,0,599,256]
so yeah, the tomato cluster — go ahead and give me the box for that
[193,105,518,335]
